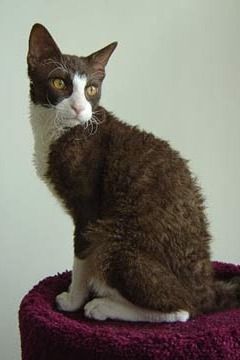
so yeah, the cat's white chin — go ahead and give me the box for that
[60,117,92,130]
[65,118,81,128]
[76,112,93,125]
[55,110,93,129]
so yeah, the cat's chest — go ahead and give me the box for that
[30,104,92,182]
[30,104,65,182]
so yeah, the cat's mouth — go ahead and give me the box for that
[54,107,102,135]
[55,112,86,127]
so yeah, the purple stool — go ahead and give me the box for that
[19,262,240,360]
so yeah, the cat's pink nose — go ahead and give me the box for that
[71,104,84,115]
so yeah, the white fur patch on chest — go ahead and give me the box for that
[30,102,64,181]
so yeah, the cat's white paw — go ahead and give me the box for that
[84,298,112,321]
[56,291,82,312]
[175,310,189,322]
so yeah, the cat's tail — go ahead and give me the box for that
[206,277,240,313]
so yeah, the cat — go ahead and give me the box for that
[27,23,240,323]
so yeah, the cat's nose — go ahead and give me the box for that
[71,104,84,115]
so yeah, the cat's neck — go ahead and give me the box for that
[30,102,67,142]
[30,102,107,180]
[30,102,65,179]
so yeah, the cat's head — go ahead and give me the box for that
[27,23,117,128]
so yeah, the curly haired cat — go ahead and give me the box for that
[27,23,240,322]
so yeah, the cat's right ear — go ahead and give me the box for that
[27,24,61,68]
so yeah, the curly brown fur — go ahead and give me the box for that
[28,23,240,321]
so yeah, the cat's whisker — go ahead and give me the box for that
[92,111,104,124]
[91,119,99,135]
[90,117,100,136]
[89,120,94,136]
[84,120,89,131]
[92,115,100,123]
[92,115,102,126]
[46,94,54,108]
[34,99,54,113]
[81,113,103,136]
[92,109,102,114]
[92,110,102,118]
[48,66,68,77]
[48,67,64,77]
[45,59,70,75]
[40,104,52,109]
[83,119,95,136]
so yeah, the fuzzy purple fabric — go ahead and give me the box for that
[19,262,240,360]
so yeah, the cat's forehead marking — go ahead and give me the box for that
[62,54,88,76]
[72,73,87,92]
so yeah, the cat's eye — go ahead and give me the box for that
[50,78,66,90]
[85,85,98,97]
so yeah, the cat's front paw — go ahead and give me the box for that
[56,291,82,312]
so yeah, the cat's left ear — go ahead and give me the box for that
[87,42,118,69]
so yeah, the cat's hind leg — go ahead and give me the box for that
[84,290,189,323]
[86,246,195,322]
[106,250,194,316]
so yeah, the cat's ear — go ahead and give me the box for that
[27,23,61,68]
[87,42,118,69]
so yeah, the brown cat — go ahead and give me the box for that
[27,23,240,322]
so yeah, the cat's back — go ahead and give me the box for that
[103,110,193,196]
[101,110,209,263]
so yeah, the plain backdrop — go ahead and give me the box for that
[0,0,240,359]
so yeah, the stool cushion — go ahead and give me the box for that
[19,262,240,360]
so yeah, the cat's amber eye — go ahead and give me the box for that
[85,85,98,97]
[50,78,66,90]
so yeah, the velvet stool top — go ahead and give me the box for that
[19,262,240,360]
